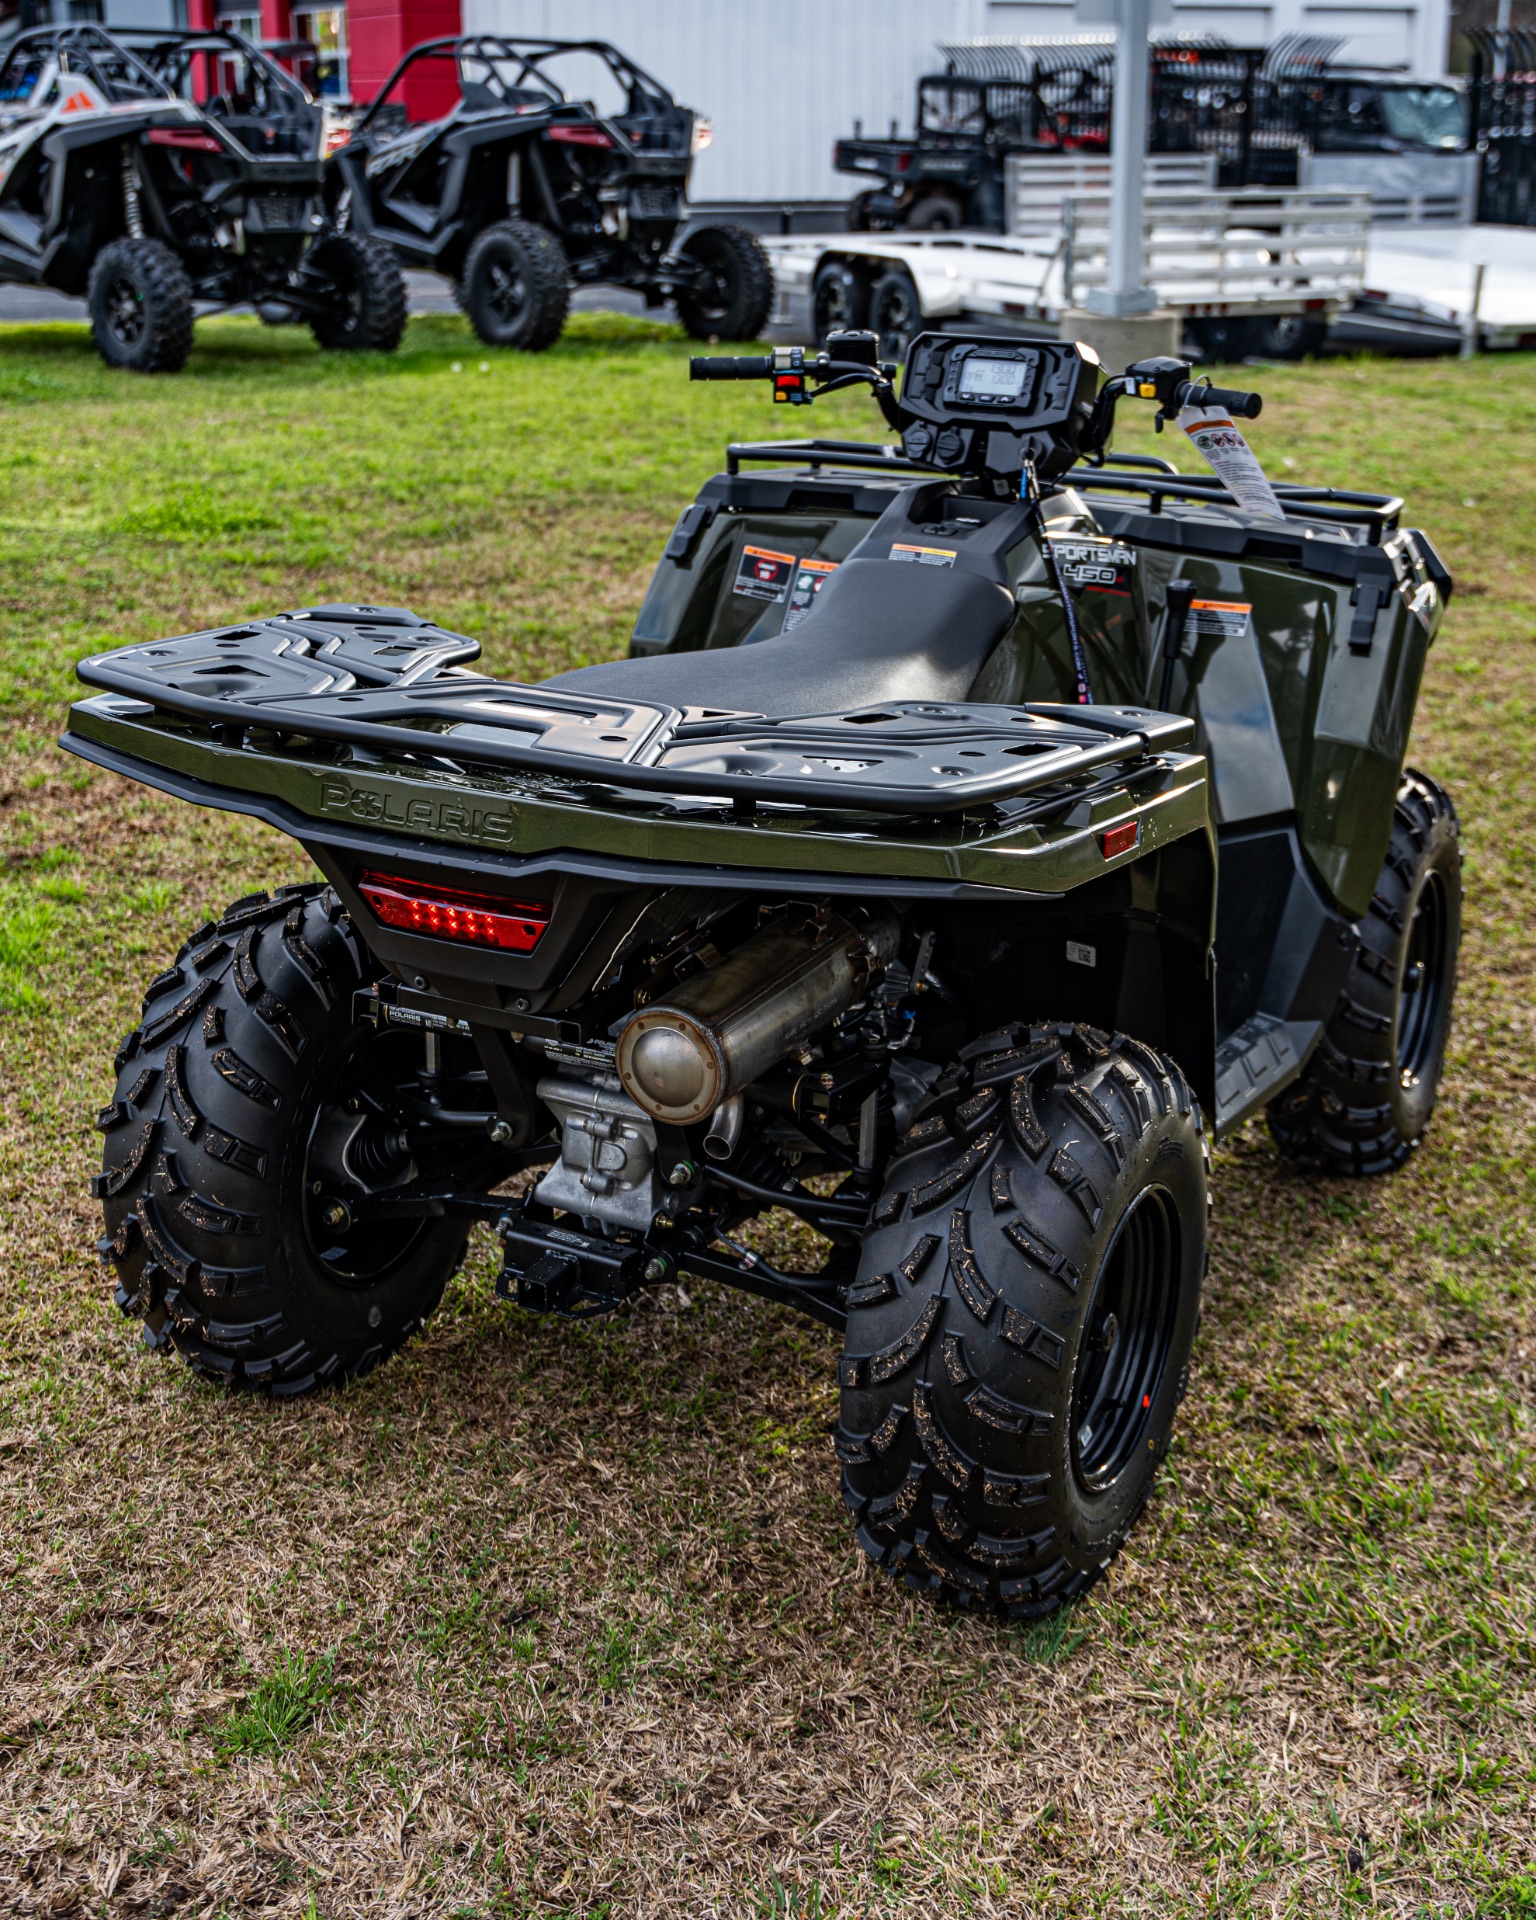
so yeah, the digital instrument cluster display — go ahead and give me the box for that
[956,355,1031,403]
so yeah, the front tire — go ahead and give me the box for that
[673,223,773,341]
[839,1024,1207,1618]
[456,217,570,350]
[1268,769,1461,1175]
[95,886,470,1395]
[305,231,407,352]
[87,238,194,373]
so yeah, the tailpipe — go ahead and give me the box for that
[615,910,897,1126]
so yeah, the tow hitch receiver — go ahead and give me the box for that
[496,1210,647,1319]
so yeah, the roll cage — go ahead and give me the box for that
[354,34,678,136]
[0,23,312,114]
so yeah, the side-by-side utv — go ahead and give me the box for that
[65,332,1459,1618]
[0,25,403,370]
[328,36,771,350]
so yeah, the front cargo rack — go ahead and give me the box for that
[72,604,1194,818]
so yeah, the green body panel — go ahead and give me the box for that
[632,477,1442,924]
[67,693,1212,896]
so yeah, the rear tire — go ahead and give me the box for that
[839,1024,1207,1618]
[95,885,470,1396]
[1268,769,1461,1175]
[305,231,407,351]
[673,223,773,341]
[869,268,922,362]
[87,237,194,373]
[456,217,570,350]
[904,193,963,231]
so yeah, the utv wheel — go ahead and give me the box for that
[839,1024,1207,1618]
[904,193,964,231]
[869,268,922,362]
[813,261,870,348]
[673,223,774,341]
[94,885,471,1396]
[457,218,570,351]
[305,231,407,352]
[87,238,194,374]
[1268,769,1461,1175]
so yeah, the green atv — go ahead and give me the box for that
[66,332,1460,1619]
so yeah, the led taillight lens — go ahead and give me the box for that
[357,872,549,952]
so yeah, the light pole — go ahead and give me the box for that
[1087,0,1157,318]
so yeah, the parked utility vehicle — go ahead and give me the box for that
[329,35,772,350]
[0,24,404,370]
[68,332,1459,1617]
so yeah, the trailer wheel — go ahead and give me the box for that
[457,218,570,351]
[673,223,774,341]
[306,231,407,352]
[813,261,870,347]
[94,886,472,1396]
[1268,769,1461,1175]
[905,193,963,231]
[869,269,922,362]
[87,238,194,374]
[838,1023,1207,1618]
[1251,313,1327,360]
[1190,315,1256,363]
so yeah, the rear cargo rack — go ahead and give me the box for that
[73,605,1194,818]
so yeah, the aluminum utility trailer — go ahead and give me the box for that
[765,187,1367,356]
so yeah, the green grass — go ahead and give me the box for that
[216,1650,335,1759]
[0,310,1532,1917]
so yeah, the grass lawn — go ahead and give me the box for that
[0,313,1533,1919]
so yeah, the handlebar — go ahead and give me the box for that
[1185,382,1262,420]
[689,355,775,380]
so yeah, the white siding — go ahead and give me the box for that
[463,0,1452,203]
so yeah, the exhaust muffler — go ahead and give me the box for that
[615,911,896,1126]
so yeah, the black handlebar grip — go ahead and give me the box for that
[688,355,776,380]
[1195,384,1262,419]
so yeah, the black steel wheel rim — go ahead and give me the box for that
[1070,1186,1181,1495]
[105,275,146,347]
[486,252,529,326]
[301,1025,432,1285]
[1396,868,1451,1085]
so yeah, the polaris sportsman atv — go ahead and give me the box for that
[65,332,1460,1619]
[0,24,404,372]
[328,36,772,351]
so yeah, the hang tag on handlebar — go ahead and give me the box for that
[1176,405,1283,519]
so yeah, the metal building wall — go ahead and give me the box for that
[462,0,1452,201]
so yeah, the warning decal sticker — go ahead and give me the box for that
[782,558,837,632]
[1188,599,1252,639]
[732,545,797,603]
[890,542,957,568]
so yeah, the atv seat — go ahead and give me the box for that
[544,557,1016,719]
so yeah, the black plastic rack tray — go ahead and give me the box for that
[74,605,1195,818]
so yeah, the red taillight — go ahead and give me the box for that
[547,123,614,148]
[1100,821,1141,860]
[357,872,549,952]
[148,127,225,153]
